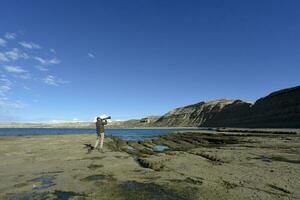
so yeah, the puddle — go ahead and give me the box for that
[87,164,103,170]
[14,182,28,188]
[53,190,86,200]
[127,145,135,152]
[268,184,291,194]
[170,177,203,185]
[256,156,300,164]
[7,192,48,200]
[119,181,196,200]
[259,156,272,162]
[115,155,130,159]
[81,174,106,181]
[270,156,300,164]
[39,170,64,175]
[143,147,153,152]
[122,181,147,190]
[153,144,169,152]
[80,156,106,160]
[30,175,56,190]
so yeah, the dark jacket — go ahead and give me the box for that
[96,119,107,135]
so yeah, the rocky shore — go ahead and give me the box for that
[0,129,299,199]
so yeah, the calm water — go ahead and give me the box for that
[0,128,198,140]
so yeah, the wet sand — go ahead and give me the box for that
[0,130,299,199]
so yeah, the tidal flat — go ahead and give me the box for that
[0,129,299,200]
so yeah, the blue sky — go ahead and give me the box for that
[0,0,299,122]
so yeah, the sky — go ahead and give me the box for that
[0,0,299,122]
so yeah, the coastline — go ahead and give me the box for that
[0,125,201,129]
[0,127,200,139]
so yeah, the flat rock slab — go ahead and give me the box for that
[0,132,300,199]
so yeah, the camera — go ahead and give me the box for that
[101,116,111,120]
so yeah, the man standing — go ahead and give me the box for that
[94,116,108,151]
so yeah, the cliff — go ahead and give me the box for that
[152,85,300,128]
[154,99,237,127]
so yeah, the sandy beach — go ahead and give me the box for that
[0,130,300,200]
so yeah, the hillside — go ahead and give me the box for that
[153,99,238,127]
[152,85,300,128]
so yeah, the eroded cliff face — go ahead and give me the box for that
[235,86,300,128]
[202,100,252,127]
[153,86,300,128]
[154,99,238,127]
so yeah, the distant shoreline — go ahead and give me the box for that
[0,126,299,132]
[0,126,200,129]
[0,127,298,139]
[0,127,201,139]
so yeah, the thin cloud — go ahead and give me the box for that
[3,65,31,80]
[34,57,60,65]
[0,98,25,109]
[0,38,7,47]
[0,78,23,112]
[35,65,48,71]
[48,118,84,123]
[0,33,67,119]
[43,75,68,86]
[4,48,29,61]
[3,65,26,74]
[0,48,29,62]
[88,53,95,59]
[23,86,30,90]
[17,73,31,80]
[0,53,9,62]
[19,41,41,49]
[0,85,10,95]
[0,78,12,96]
[5,33,17,40]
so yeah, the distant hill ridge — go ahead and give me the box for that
[109,85,299,128]
[154,99,237,127]
[151,85,300,128]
